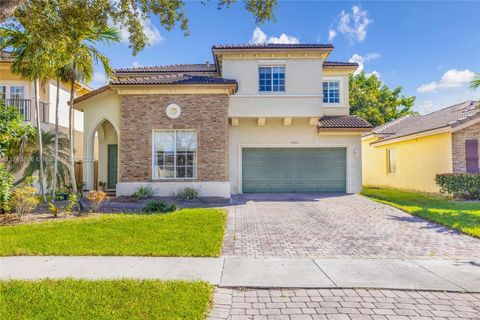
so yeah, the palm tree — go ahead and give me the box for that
[62,25,120,193]
[51,66,71,201]
[470,74,480,90]
[0,26,54,203]
[15,130,71,190]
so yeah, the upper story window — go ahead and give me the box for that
[10,86,25,100]
[153,130,197,179]
[323,81,340,103]
[259,66,285,92]
[0,86,5,100]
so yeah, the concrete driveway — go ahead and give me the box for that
[221,194,480,259]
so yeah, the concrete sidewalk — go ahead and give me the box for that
[1,257,479,292]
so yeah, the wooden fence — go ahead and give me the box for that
[74,160,98,190]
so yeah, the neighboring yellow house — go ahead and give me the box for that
[362,100,480,193]
[1,51,91,159]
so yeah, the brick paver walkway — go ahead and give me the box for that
[222,194,480,259]
[209,288,480,320]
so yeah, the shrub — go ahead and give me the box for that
[64,193,78,215]
[435,173,480,200]
[142,200,177,214]
[177,187,199,200]
[85,190,107,211]
[132,185,155,199]
[48,202,60,217]
[0,163,14,213]
[10,185,39,216]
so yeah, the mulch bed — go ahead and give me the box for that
[1,196,232,225]
[0,212,100,226]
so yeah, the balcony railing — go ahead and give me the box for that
[3,99,49,123]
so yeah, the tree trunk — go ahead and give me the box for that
[0,0,25,22]
[68,69,77,194]
[51,77,60,201]
[34,79,47,203]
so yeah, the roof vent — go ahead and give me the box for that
[455,101,478,112]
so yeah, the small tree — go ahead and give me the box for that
[0,102,34,161]
[349,71,416,127]
[0,163,14,213]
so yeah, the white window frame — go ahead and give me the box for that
[0,84,26,100]
[0,85,6,100]
[258,65,286,93]
[386,148,397,174]
[322,80,340,104]
[152,129,197,180]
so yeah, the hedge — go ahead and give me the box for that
[435,173,480,200]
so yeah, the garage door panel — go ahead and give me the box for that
[242,148,346,193]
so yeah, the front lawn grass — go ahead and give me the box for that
[0,279,212,320]
[0,208,226,256]
[361,188,480,237]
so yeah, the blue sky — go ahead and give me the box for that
[90,1,480,114]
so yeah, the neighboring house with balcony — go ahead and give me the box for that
[0,51,91,160]
[362,100,480,193]
[74,44,372,196]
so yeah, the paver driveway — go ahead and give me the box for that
[221,194,480,259]
[209,287,480,320]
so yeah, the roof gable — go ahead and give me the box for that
[371,100,480,143]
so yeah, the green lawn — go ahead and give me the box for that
[0,279,212,320]
[0,209,226,256]
[361,188,480,237]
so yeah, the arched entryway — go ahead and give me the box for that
[84,117,119,191]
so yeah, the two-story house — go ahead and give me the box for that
[1,51,91,159]
[73,44,372,197]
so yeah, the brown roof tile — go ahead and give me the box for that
[110,73,237,86]
[323,61,359,67]
[0,51,14,62]
[371,100,480,143]
[114,63,217,74]
[212,44,333,50]
[318,115,373,129]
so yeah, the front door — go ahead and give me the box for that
[107,144,118,190]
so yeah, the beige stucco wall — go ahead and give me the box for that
[221,58,350,118]
[229,118,363,194]
[78,91,121,190]
[97,121,118,187]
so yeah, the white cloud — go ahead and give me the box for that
[348,52,381,74]
[249,27,299,45]
[328,29,337,41]
[92,72,106,84]
[120,19,163,45]
[88,71,108,89]
[366,70,381,78]
[132,61,142,68]
[332,5,372,43]
[417,69,475,93]
[414,87,479,114]
[415,100,434,114]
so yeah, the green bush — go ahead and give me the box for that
[435,173,480,200]
[132,185,155,199]
[142,200,177,214]
[64,193,78,215]
[177,187,199,200]
[0,163,14,213]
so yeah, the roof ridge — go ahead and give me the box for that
[424,100,477,116]
[373,114,418,132]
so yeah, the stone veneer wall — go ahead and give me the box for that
[119,94,229,182]
[452,121,480,173]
